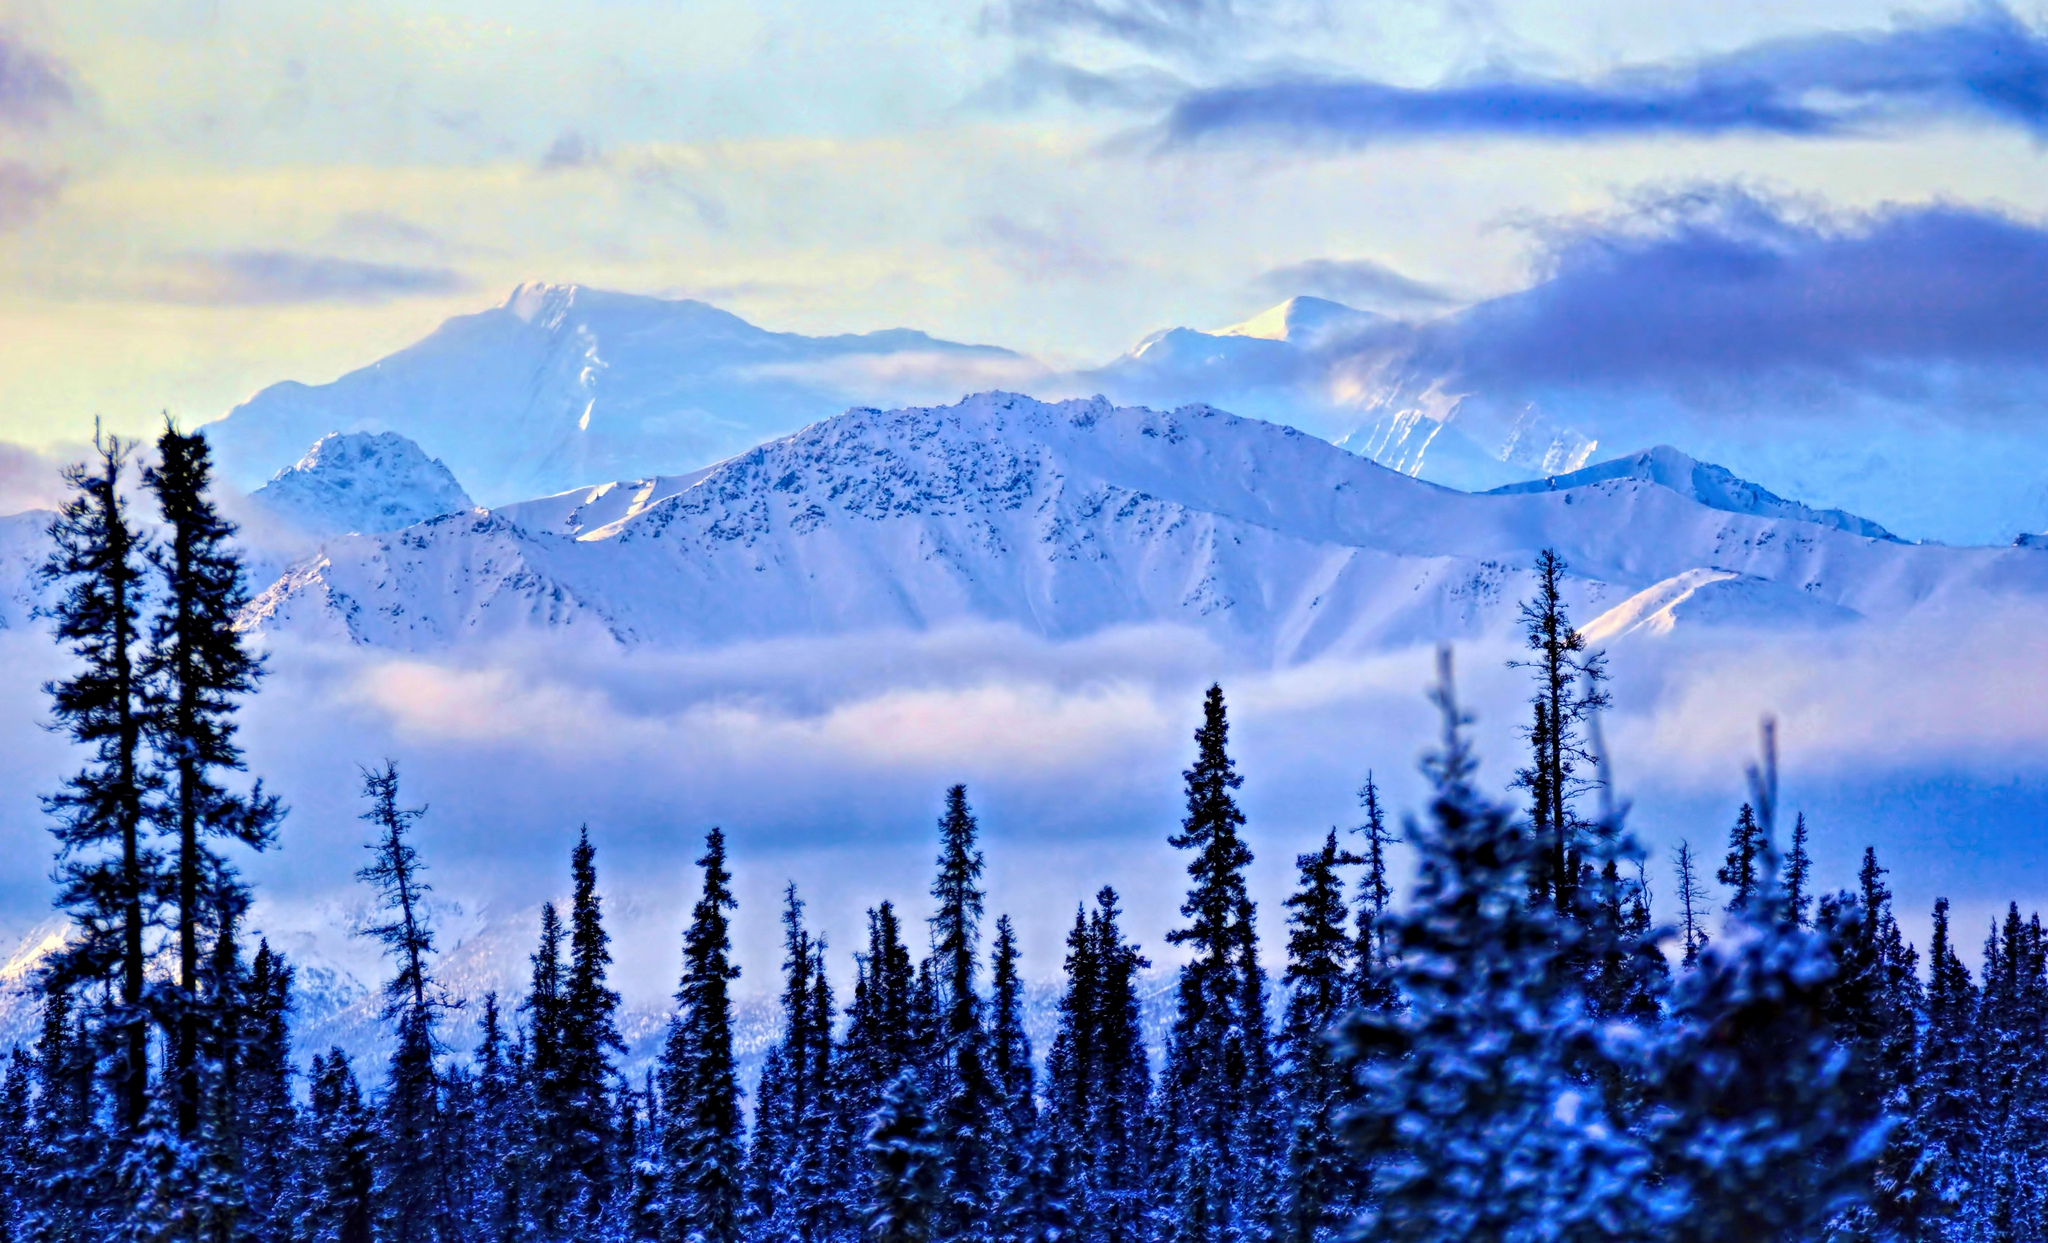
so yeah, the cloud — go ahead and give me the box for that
[0,161,62,231]
[165,251,474,305]
[0,440,75,516]
[1454,185,2048,384]
[538,130,603,172]
[974,54,1190,111]
[990,0,1266,55]
[0,33,77,128]
[979,213,1131,277]
[1161,5,2048,146]
[1253,256,1458,312]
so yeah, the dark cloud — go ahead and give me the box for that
[1451,186,2048,385]
[538,130,602,171]
[176,251,473,305]
[1162,5,2048,145]
[0,33,77,127]
[0,161,62,230]
[1253,256,1457,312]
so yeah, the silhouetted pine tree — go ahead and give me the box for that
[1279,829,1365,1243]
[1968,904,2047,1243]
[925,784,1003,1243]
[238,940,297,1243]
[1350,775,1398,1011]
[1674,839,1712,969]
[989,915,1034,1129]
[841,901,918,1142]
[143,423,283,1138]
[1509,549,1608,917]
[27,985,102,1242]
[470,994,525,1243]
[1340,655,1651,1242]
[747,884,817,1237]
[1718,803,1764,913]
[523,899,568,1240]
[1046,887,1152,1243]
[0,1049,28,1241]
[355,761,448,1243]
[866,1071,943,1243]
[558,827,625,1232]
[1821,848,1930,1240]
[1785,812,1814,927]
[1159,684,1278,1243]
[39,430,156,1138]
[1913,898,1976,1235]
[1653,738,1882,1241]
[659,828,745,1243]
[300,1049,376,1243]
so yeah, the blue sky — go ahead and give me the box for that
[1,0,2043,447]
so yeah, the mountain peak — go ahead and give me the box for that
[1485,445,1900,542]
[251,431,475,537]
[1215,295,1378,344]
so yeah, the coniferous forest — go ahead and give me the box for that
[11,427,2048,1243]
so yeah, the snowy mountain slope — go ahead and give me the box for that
[204,283,1025,505]
[239,392,2047,660]
[250,431,475,537]
[1485,446,1901,542]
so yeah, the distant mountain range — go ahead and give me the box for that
[198,283,2048,545]
[232,392,2046,660]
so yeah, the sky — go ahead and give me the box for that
[3,0,2047,1011]
[3,0,2045,448]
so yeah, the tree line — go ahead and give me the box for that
[1,434,2042,1243]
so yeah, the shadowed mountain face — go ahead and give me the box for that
[236,392,2047,660]
[204,283,1028,506]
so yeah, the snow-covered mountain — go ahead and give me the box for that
[1484,446,1900,543]
[239,392,2045,658]
[204,283,1027,505]
[250,431,475,537]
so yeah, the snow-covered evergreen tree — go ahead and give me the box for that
[658,827,745,1243]
[1278,830,1365,1243]
[39,430,157,1139]
[299,1049,377,1243]
[143,423,283,1140]
[1653,738,1885,1242]
[1158,685,1279,1243]
[1339,654,1654,1243]
[866,1071,943,1243]
[1045,887,1151,1243]
[557,828,626,1233]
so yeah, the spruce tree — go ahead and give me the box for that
[355,761,450,1243]
[237,940,297,1243]
[470,993,524,1243]
[1912,899,1976,1234]
[866,1071,943,1243]
[927,785,1002,1243]
[841,901,918,1140]
[1279,830,1365,1243]
[1967,904,2047,1242]
[39,429,156,1135]
[746,884,817,1235]
[988,915,1034,1126]
[1046,887,1153,1243]
[143,422,283,1137]
[1350,775,1397,1007]
[557,827,625,1231]
[300,1050,377,1243]
[657,827,744,1243]
[1785,812,1813,926]
[27,985,101,1242]
[1508,549,1608,915]
[1159,684,1277,1243]
[1339,656,1652,1242]
[1717,803,1764,913]
[524,900,568,1239]
[1652,736,1884,1241]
